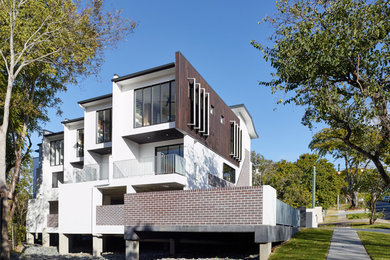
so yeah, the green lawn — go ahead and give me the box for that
[358,231,390,260]
[346,213,369,219]
[269,229,333,260]
[351,223,390,229]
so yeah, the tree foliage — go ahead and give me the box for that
[252,0,390,186]
[0,0,135,257]
[251,151,344,209]
[360,169,389,224]
[309,128,369,207]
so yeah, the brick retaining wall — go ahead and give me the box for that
[124,186,263,226]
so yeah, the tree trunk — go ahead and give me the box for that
[350,193,357,208]
[1,189,10,259]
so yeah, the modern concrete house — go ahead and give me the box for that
[27,52,298,258]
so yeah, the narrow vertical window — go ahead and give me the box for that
[152,84,161,125]
[143,87,152,126]
[76,129,84,157]
[200,89,204,131]
[195,85,199,128]
[170,81,176,121]
[230,123,234,155]
[50,140,64,166]
[96,108,112,143]
[189,82,194,125]
[161,82,170,123]
[135,89,143,127]
[52,172,64,188]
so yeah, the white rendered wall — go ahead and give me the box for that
[58,181,106,234]
[83,101,112,165]
[262,185,276,226]
[112,69,175,162]
[63,121,84,182]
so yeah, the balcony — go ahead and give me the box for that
[66,163,109,183]
[113,154,186,179]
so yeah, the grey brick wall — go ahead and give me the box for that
[124,186,263,226]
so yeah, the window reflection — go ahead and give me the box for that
[134,81,175,128]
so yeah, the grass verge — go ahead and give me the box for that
[351,222,390,229]
[358,231,390,260]
[346,213,369,219]
[269,228,333,260]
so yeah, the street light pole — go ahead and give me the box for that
[312,166,316,208]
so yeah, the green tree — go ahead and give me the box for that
[252,0,390,187]
[0,0,136,257]
[360,169,389,224]
[7,156,32,248]
[255,152,344,209]
[309,128,369,207]
[251,151,277,186]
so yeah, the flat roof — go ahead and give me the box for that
[230,104,259,139]
[61,117,84,124]
[43,131,64,138]
[112,63,175,83]
[78,94,112,105]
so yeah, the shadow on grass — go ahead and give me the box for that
[358,231,390,260]
[269,229,333,260]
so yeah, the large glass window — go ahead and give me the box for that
[155,144,184,157]
[50,140,64,166]
[52,171,64,188]
[76,129,84,157]
[96,109,112,143]
[134,81,175,127]
[223,163,236,183]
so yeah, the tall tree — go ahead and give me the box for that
[252,0,390,186]
[251,151,277,186]
[0,0,136,257]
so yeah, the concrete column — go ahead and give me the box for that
[42,229,50,247]
[169,239,175,256]
[93,235,103,257]
[26,233,34,244]
[59,233,69,254]
[259,242,271,260]
[126,240,139,260]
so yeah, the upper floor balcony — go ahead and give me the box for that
[113,154,186,178]
[66,163,109,183]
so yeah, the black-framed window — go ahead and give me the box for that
[135,81,176,128]
[52,171,64,188]
[223,163,235,183]
[76,129,84,157]
[96,108,112,143]
[50,140,63,166]
[155,144,184,157]
[230,123,234,155]
[49,201,59,214]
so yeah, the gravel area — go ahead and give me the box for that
[11,244,258,260]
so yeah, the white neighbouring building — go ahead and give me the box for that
[27,52,259,256]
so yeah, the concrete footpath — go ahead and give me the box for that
[327,228,370,260]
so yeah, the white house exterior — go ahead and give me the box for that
[27,52,259,256]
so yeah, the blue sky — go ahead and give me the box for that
[31,0,324,163]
